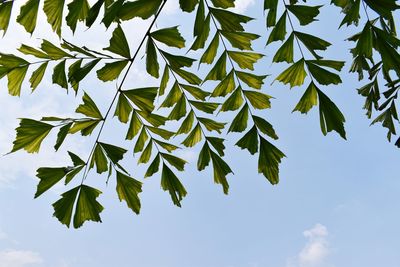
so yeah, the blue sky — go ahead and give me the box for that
[0,0,399,267]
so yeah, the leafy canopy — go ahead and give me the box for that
[0,0,399,228]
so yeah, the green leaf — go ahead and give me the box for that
[69,120,100,136]
[236,126,259,155]
[207,137,226,156]
[90,144,108,174]
[161,51,196,69]
[66,0,90,33]
[177,111,195,135]
[273,33,294,63]
[210,151,232,194]
[7,66,28,96]
[211,0,235,8]
[161,82,182,108]
[228,104,249,133]
[0,53,28,68]
[258,137,285,185]
[204,52,227,81]
[286,5,321,26]
[145,154,160,177]
[35,167,68,198]
[104,25,131,58]
[221,31,260,50]
[264,0,279,27]
[73,185,104,228]
[99,142,127,164]
[114,94,132,123]
[190,14,211,51]
[18,45,49,59]
[190,100,219,114]
[119,0,162,20]
[97,60,129,81]
[11,119,53,153]
[197,143,211,171]
[211,70,236,97]
[134,128,149,153]
[181,84,210,100]
[55,123,72,151]
[220,88,244,112]
[174,68,202,85]
[52,60,68,90]
[146,39,159,78]
[243,90,272,110]
[161,164,187,207]
[275,59,307,87]
[30,62,48,91]
[210,8,252,32]
[0,1,13,34]
[124,87,158,113]
[86,0,104,27]
[179,0,199,12]
[267,12,287,44]
[154,139,179,152]
[147,126,175,140]
[43,0,65,36]
[159,66,169,96]
[162,153,187,171]
[198,117,226,133]
[236,71,267,89]
[137,111,167,127]
[228,51,263,70]
[116,171,142,214]
[182,123,202,147]
[200,33,219,64]
[52,186,80,228]
[126,112,142,140]
[306,61,342,85]
[151,26,186,48]
[76,92,103,119]
[41,40,72,60]
[294,31,331,59]
[253,116,279,140]
[168,97,187,121]
[69,151,86,166]
[138,141,153,164]
[16,0,40,34]
[317,89,347,139]
[293,82,318,114]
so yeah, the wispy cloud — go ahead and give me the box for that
[0,250,43,267]
[287,224,332,267]
[231,0,256,13]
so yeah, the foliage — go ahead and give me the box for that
[0,0,399,228]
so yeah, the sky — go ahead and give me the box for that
[0,0,399,267]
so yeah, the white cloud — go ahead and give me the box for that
[0,250,43,267]
[231,0,255,13]
[287,224,331,267]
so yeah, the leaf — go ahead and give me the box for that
[210,151,232,194]
[41,40,72,60]
[181,84,210,100]
[286,5,321,26]
[211,70,236,97]
[90,144,108,174]
[161,153,187,171]
[221,31,260,50]
[73,185,104,228]
[86,0,105,27]
[124,87,158,113]
[119,0,162,20]
[147,126,175,140]
[243,90,272,109]
[159,66,169,95]
[220,88,244,112]
[177,111,195,135]
[236,71,267,89]
[138,141,153,164]
[317,89,347,139]
[104,25,131,58]
[145,39,159,78]
[198,117,226,133]
[68,151,86,166]
[228,51,263,70]
[275,59,307,87]
[69,120,100,136]
[168,97,187,121]
[228,104,249,133]
[30,62,48,91]
[7,66,28,96]
[18,45,49,59]
[161,164,187,207]
[52,60,68,90]
[137,111,167,127]
[11,119,53,153]
[97,60,129,81]
[273,33,294,63]
[200,33,219,64]
[126,112,142,140]
[52,186,80,228]
[253,116,278,140]
[179,0,199,12]
[0,1,13,34]
[295,31,331,59]
[210,8,252,32]
[207,137,226,156]
[55,123,72,151]
[16,0,40,34]
[154,139,179,152]
[134,128,149,153]
[161,51,196,69]
[151,26,186,48]
[306,61,342,85]
[99,142,127,164]
[35,167,68,198]
[76,92,103,119]
[267,12,287,44]
[116,171,142,214]
[190,100,219,114]
[182,123,202,147]
[293,82,318,114]
[258,137,285,185]
[43,0,65,36]
[236,126,259,155]
[145,154,160,177]
[161,82,182,108]
[211,0,235,8]
[197,142,211,171]
[114,94,132,123]
[66,0,90,33]
[190,14,211,51]
[204,52,227,81]
[174,68,202,85]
